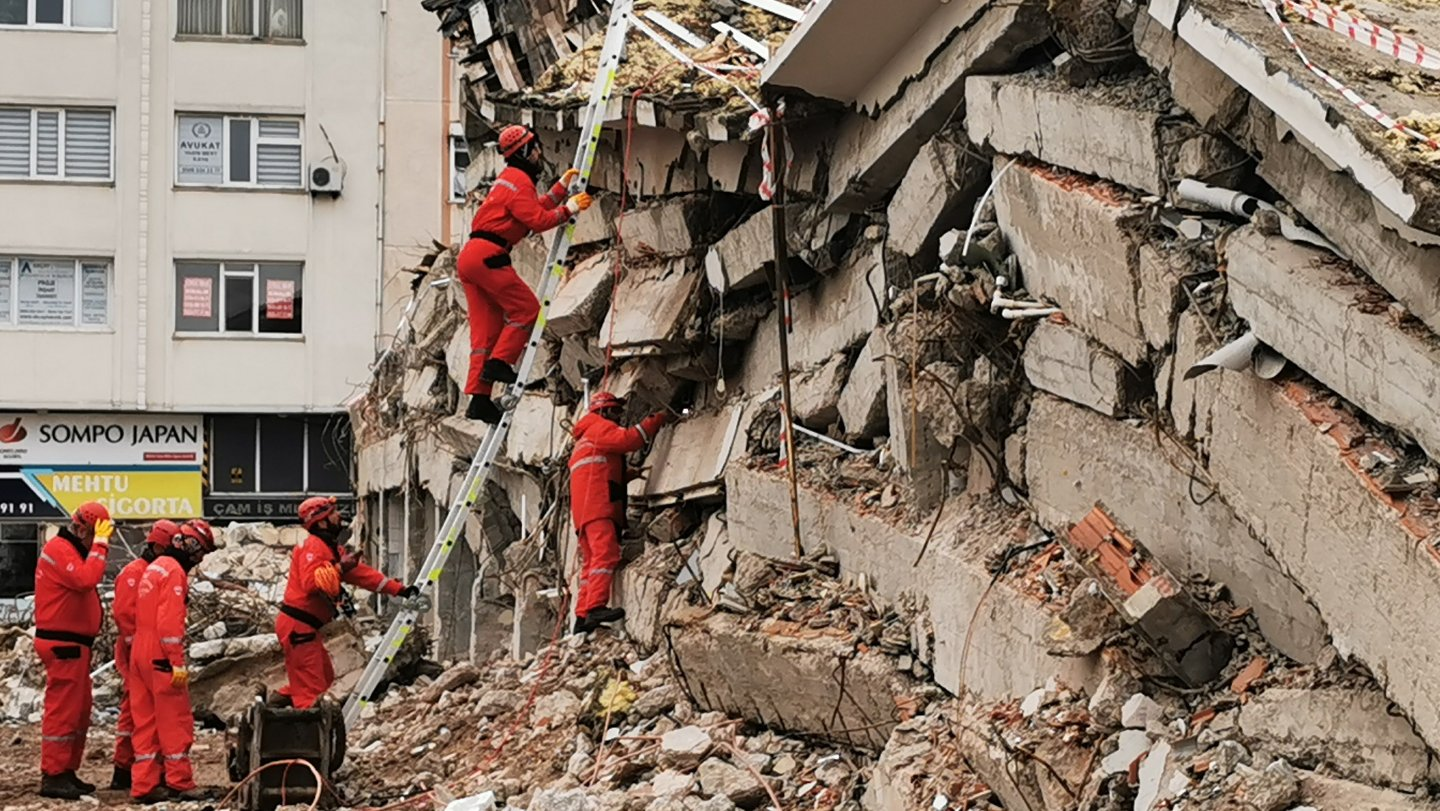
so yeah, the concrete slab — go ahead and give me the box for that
[885,133,987,258]
[824,0,1051,211]
[1169,309,1221,442]
[621,195,707,259]
[504,391,567,466]
[1239,687,1433,790]
[791,353,849,429]
[547,251,615,338]
[1026,394,1327,663]
[1226,227,1440,461]
[837,329,888,440]
[598,259,702,350]
[1133,13,1248,133]
[1023,319,1137,417]
[1208,374,1440,751]
[1300,773,1440,811]
[725,464,1100,701]
[704,204,806,294]
[995,160,1149,365]
[357,434,405,494]
[1136,243,1186,352]
[637,404,746,503]
[444,325,470,392]
[668,611,915,751]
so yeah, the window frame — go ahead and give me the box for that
[449,133,470,204]
[0,255,111,331]
[175,113,304,190]
[0,0,115,30]
[174,0,303,42]
[0,106,114,183]
[173,259,303,338]
[207,414,351,496]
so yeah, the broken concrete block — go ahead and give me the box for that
[621,195,706,259]
[1122,694,1163,730]
[637,404,744,503]
[547,251,615,338]
[1169,309,1220,442]
[697,759,766,809]
[570,191,618,247]
[598,260,701,350]
[1023,319,1137,417]
[885,132,986,258]
[1136,244,1185,352]
[606,357,681,414]
[1256,129,1440,337]
[837,329,888,440]
[996,160,1149,365]
[1134,14,1248,133]
[401,366,444,414]
[1299,773,1440,811]
[1101,729,1152,775]
[825,0,1051,210]
[790,353,848,429]
[1239,687,1432,790]
[502,392,565,466]
[1026,394,1326,662]
[475,688,524,718]
[357,434,405,495]
[704,204,806,293]
[444,326,470,392]
[1226,227,1440,461]
[659,726,714,770]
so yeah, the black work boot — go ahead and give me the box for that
[481,359,518,384]
[134,786,175,805]
[38,773,84,800]
[466,395,502,424]
[64,772,95,794]
[108,766,131,790]
[588,606,626,625]
[171,786,216,801]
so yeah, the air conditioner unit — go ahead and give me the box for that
[309,157,345,197]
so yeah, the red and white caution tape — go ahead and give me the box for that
[1281,0,1440,71]
[750,101,791,201]
[1260,0,1439,149]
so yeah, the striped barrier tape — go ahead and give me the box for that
[1260,0,1439,149]
[1282,0,1440,71]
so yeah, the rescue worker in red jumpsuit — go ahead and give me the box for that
[128,519,218,803]
[568,393,669,633]
[33,501,113,800]
[126,520,216,802]
[459,124,593,424]
[109,518,181,791]
[273,496,415,708]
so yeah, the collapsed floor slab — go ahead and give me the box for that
[1023,318,1139,418]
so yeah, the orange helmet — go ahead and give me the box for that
[72,501,110,529]
[145,519,181,549]
[588,392,625,414]
[498,125,536,159]
[298,496,340,530]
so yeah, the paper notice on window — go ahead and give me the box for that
[80,264,107,326]
[182,275,212,319]
[265,279,295,320]
[0,260,10,324]
[177,116,225,184]
[16,260,75,326]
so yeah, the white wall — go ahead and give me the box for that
[0,0,448,413]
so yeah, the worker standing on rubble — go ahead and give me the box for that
[109,519,181,792]
[32,502,113,800]
[128,519,219,803]
[568,393,670,633]
[273,496,417,708]
[458,124,593,424]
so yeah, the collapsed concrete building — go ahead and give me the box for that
[349,0,1440,807]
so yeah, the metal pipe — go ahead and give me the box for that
[791,422,866,455]
[765,100,804,560]
[1001,307,1061,319]
[1175,178,1260,217]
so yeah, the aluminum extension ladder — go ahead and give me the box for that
[342,0,636,727]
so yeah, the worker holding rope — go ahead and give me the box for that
[459,125,593,424]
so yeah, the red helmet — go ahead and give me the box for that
[145,519,181,549]
[298,496,340,530]
[72,501,110,529]
[498,125,536,158]
[182,519,218,553]
[588,392,625,414]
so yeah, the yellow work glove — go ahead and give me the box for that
[92,518,114,544]
[313,563,342,597]
[560,168,581,188]
[170,667,190,689]
[565,193,594,215]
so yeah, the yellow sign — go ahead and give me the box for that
[33,470,203,519]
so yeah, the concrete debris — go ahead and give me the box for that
[1023,317,1138,417]
[696,758,767,808]
[548,251,617,339]
[704,204,806,293]
[836,328,888,440]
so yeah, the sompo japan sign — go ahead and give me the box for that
[0,413,201,466]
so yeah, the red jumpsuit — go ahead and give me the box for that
[111,556,149,772]
[128,557,196,798]
[274,536,402,708]
[568,411,667,617]
[458,165,573,396]
[33,529,108,777]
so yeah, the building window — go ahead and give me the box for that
[0,0,112,28]
[0,257,109,328]
[175,261,302,336]
[450,134,470,204]
[176,114,303,188]
[176,0,301,40]
[0,107,113,182]
[209,414,352,495]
